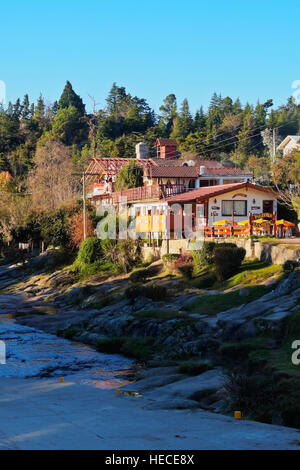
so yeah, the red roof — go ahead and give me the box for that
[155,138,178,147]
[151,166,199,178]
[150,158,223,167]
[150,163,251,178]
[203,167,251,175]
[164,182,277,203]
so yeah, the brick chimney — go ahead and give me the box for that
[155,138,177,159]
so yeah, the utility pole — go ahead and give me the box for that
[272,127,276,164]
[73,170,101,242]
[82,172,87,241]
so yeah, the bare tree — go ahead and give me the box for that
[27,138,80,210]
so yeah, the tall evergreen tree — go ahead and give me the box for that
[22,95,30,120]
[59,81,85,115]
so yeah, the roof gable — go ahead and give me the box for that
[164,182,277,203]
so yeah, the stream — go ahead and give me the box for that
[0,294,135,389]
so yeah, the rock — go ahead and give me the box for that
[137,366,178,380]
[210,399,231,414]
[133,296,153,311]
[272,412,283,426]
[232,320,257,340]
[121,374,184,393]
[145,369,225,402]
[239,287,250,297]
[254,312,292,336]
[144,398,200,410]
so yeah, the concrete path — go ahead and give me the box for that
[0,378,300,450]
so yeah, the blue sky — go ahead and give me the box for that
[1,0,299,114]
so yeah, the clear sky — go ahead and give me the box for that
[1,0,300,114]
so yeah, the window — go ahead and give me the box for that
[221,200,247,216]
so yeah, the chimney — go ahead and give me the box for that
[200,165,206,175]
[135,142,149,159]
[155,139,178,159]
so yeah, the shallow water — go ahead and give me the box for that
[0,312,135,389]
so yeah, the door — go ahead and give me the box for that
[263,200,273,216]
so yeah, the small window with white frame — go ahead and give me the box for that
[221,200,247,216]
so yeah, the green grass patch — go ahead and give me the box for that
[184,285,269,315]
[221,264,283,289]
[57,326,81,340]
[96,336,156,362]
[219,337,270,360]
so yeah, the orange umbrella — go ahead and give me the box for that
[275,219,295,227]
[213,219,232,226]
[238,219,250,226]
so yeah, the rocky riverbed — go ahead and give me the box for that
[1,253,300,420]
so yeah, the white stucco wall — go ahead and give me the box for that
[207,187,277,225]
[282,139,300,156]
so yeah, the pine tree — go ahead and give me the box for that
[34,94,45,125]
[171,98,193,139]
[59,81,85,115]
[22,95,30,120]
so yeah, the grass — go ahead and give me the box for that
[222,309,300,428]
[57,327,82,340]
[256,307,300,378]
[221,263,283,289]
[189,259,284,291]
[184,285,269,315]
[219,337,271,360]
[96,336,157,362]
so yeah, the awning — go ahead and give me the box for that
[275,219,295,226]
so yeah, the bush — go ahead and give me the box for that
[96,336,155,361]
[177,264,194,280]
[129,268,149,283]
[102,238,142,274]
[162,253,180,267]
[213,246,246,280]
[192,242,216,268]
[125,284,167,302]
[283,259,299,274]
[224,371,276,417]
[77,237,103,265]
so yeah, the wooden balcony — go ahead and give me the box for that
[112,183,187,203]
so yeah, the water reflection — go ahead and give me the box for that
[0,313,137,389]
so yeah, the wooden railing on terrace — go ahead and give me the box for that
[112,183,187,203]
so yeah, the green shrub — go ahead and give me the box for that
[129,268,148,283]
[177,264,194,280]
[283,259,299,274]
[213,246,246,280]
[77,237,103,265]
[162,253,180,267]
[191,242,238,272]
[57,326,81,339]
[224,371,276,417]
[192,242,216,268]
[219,337,268,360]
[96,336,155,361]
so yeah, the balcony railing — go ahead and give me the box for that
[111,183,189,203]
